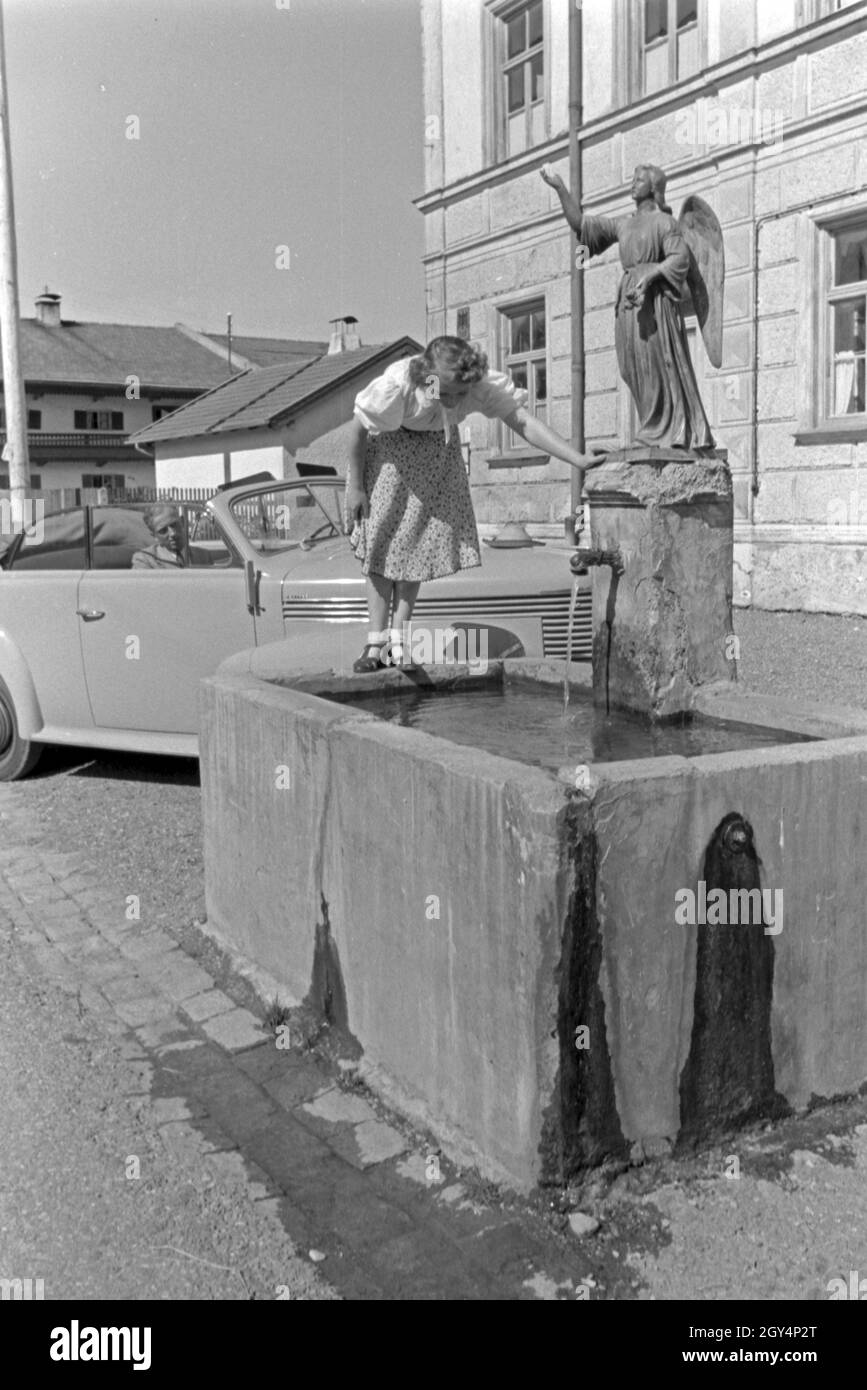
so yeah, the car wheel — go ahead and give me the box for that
[0,679,42,780]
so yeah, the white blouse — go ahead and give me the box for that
[353,356,529,437]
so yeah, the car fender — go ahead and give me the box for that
[0,631,44,738]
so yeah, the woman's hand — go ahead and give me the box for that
[540,163,565,191]
[346,485,368,522]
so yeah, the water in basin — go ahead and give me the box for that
[326,680,813,772]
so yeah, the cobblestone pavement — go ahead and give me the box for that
[0,778,616,1301]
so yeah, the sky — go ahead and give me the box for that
[3,0,426,346]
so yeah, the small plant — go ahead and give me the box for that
[264,997,293,1032]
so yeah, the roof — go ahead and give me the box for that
[129,337,422,445]
[204,333,328,369]
[0,320,330,392]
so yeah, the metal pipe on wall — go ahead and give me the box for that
[568,0,585,518]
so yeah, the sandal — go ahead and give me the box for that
[352,630,388,673]
[353,643,384,673]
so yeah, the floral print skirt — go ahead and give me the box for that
[347,427,481,582]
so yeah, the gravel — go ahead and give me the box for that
[733,609,866,711]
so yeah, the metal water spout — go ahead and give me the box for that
[570,546,624,576]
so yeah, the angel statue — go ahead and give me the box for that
[541,162,724,454]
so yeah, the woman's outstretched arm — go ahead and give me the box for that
[503,407,606,494]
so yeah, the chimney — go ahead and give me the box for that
[35,288,62,327]
[327,315,361,354]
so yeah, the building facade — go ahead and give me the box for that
[0,291,327,497]
[418,0,867,613]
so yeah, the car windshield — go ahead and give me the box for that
[227,483,347,555]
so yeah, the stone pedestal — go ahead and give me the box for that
[584,455,735,718]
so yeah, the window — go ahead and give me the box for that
[82,473,126,489]
[486,1,547,162]
[494,300,547,454]
[230,483,346,555]
[0,409,43,430]
[796,207,867,442]
[643,0,700,95]
[503,1,544,156]
[828,223,867,419]
[0,474,42,489]
[74,410,124,431]
[151,405,175,422]
[800,0,862,19]
[456,307,471,340]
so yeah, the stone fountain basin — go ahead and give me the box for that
[200,644,867,1190]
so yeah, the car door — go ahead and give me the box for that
[0,508,94,732]
[77,506,256,734]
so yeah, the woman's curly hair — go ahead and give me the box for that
[408,336,489,390]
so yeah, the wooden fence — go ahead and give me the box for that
[0,485,215,513]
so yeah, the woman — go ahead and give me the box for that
[346,335,597,671]
[541,161,714,451]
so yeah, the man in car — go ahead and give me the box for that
[131,504,189,569]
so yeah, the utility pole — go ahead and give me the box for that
[568,0,584,518]
[0,0,29,525]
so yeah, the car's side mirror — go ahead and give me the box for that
[244,558,262,616]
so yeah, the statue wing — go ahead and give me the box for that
[678,196,725,369]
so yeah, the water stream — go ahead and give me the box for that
[563,574,582,716]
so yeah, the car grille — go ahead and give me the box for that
[541,605,593,661]
[281,591,593,660]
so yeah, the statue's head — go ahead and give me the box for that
[631,163,672,214]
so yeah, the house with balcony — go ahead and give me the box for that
[419,0,867,613]
[129,321,423,489]
[0,290,327,497]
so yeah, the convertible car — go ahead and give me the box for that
[0,476,590,779]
